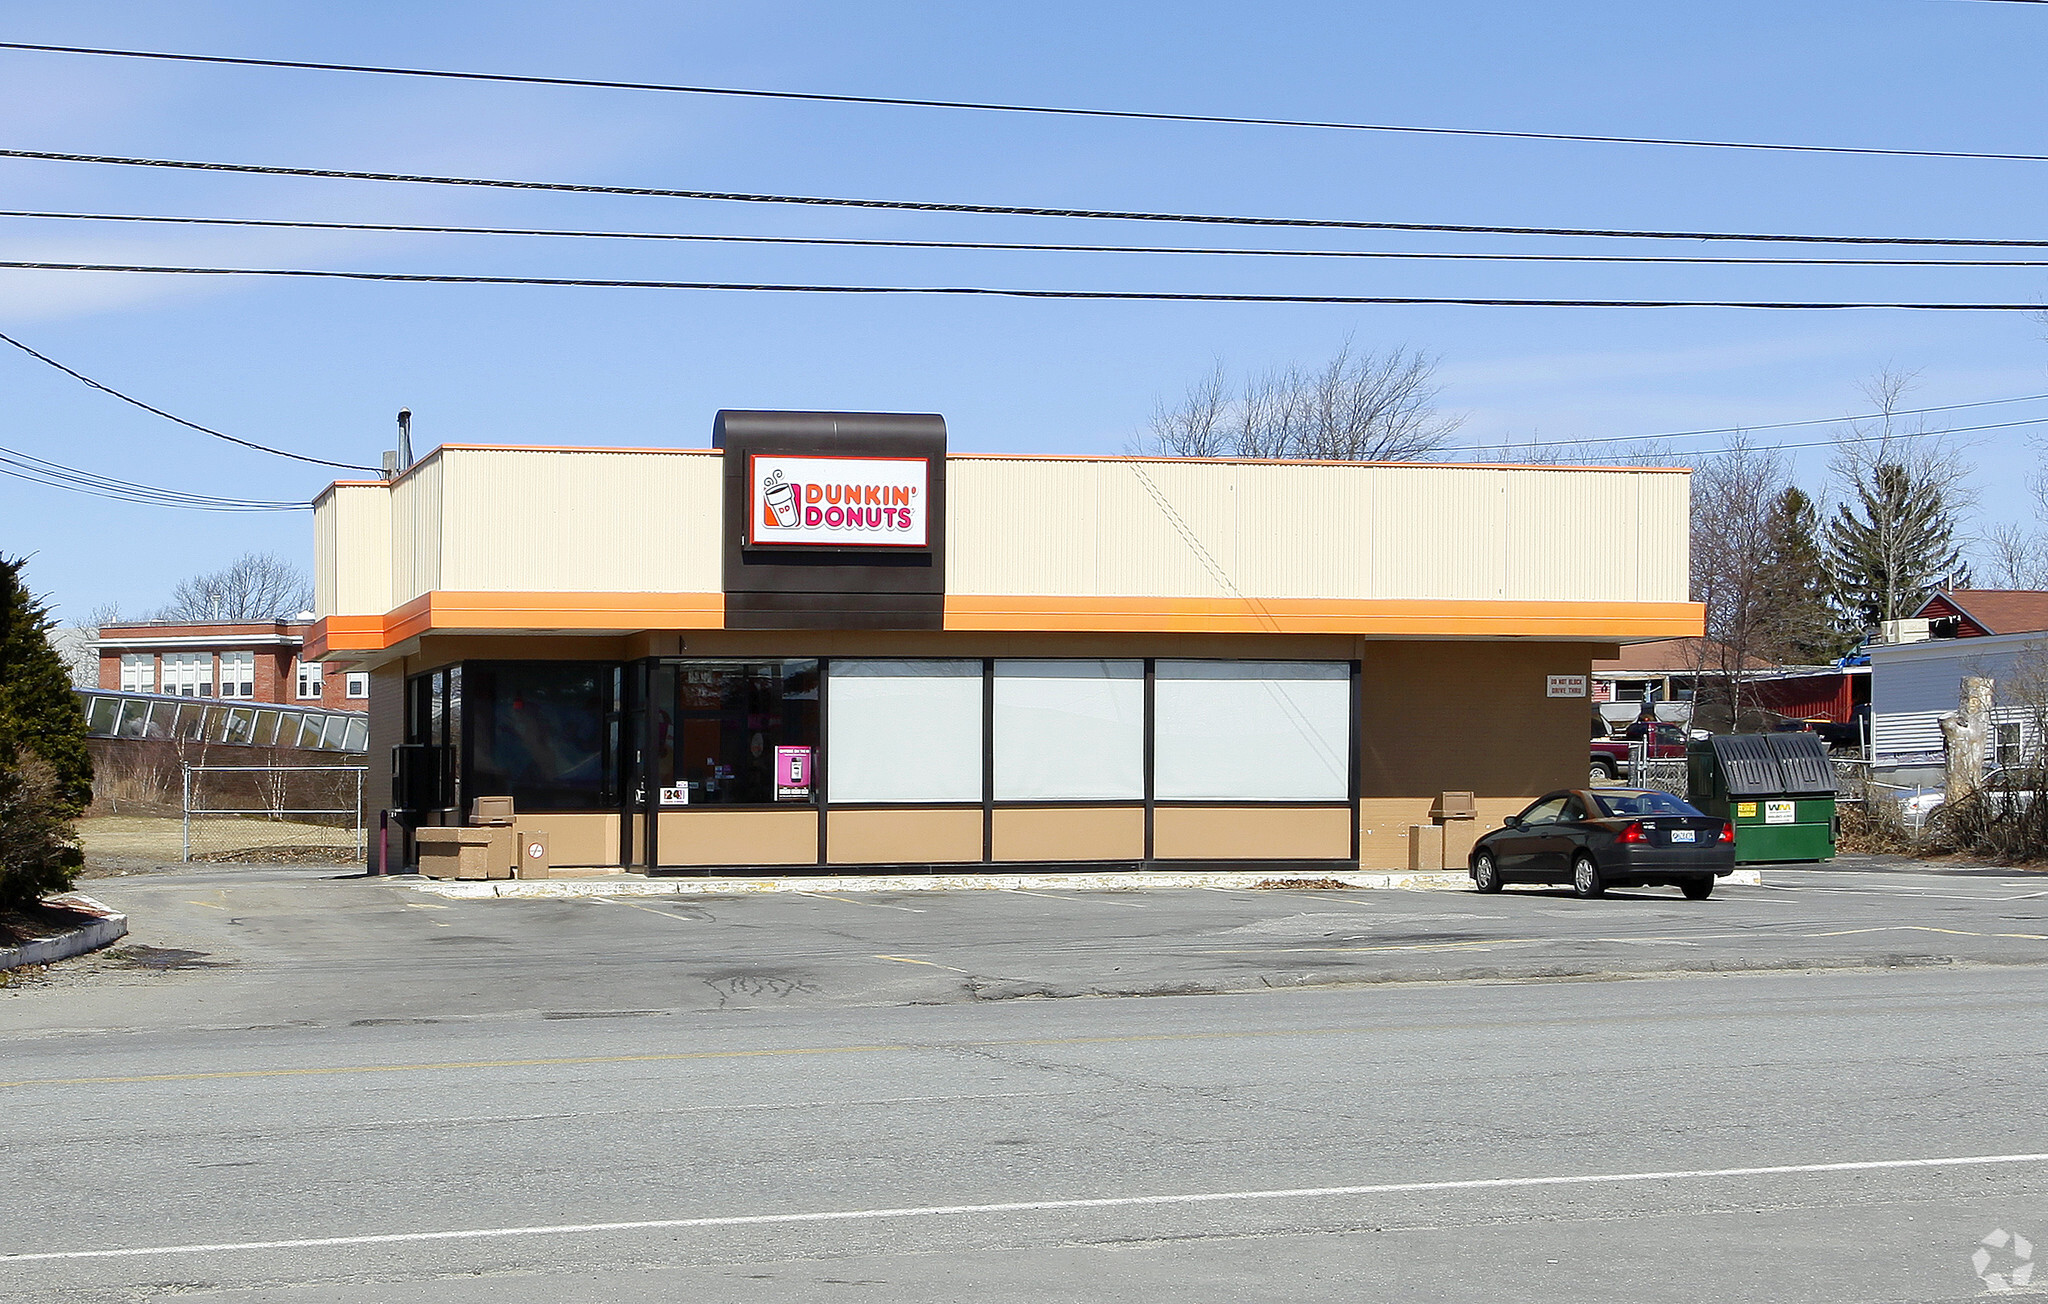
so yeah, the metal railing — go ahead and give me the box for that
[75,688,368,754]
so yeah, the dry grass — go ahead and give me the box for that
[79,815,362,864]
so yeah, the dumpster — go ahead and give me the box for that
[1687,732,1837,863]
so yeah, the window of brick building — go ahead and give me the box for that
[345,671,369,700]
[119,653,155,693]
[297,661,324,700]
[220,651,256,698]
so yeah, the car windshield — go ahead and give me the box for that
[1593,790,1704,818]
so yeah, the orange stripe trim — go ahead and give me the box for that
[308,592,726,656]
[309,591,1700,656]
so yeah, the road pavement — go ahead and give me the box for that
[3,861,2045,1301]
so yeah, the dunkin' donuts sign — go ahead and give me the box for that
[747,454,929,548]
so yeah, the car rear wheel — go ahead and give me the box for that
[1473,852,1502,894]
[1680,876,1715,900]
[1571,853,1605,899]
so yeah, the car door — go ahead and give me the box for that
[1525,794,1591,879]
[1496,796,1568,876]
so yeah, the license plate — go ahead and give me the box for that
[1670,830,1695,843]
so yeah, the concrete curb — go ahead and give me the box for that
[406,867,1765,900]
[0,893,129,970]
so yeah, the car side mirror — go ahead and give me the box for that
[1504,816,1524,830]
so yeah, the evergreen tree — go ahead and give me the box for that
[1757,487,1847,663]
[0,755,81,909]
[0,555,93,814]
[1824,462,1967,631]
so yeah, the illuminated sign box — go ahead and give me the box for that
[748,454,929,549]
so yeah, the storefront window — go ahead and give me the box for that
[465,662,614,811]
[994,659,1143,801]
[1153,660,1350,801]
[827,659,982,804]
[656,660,820,805]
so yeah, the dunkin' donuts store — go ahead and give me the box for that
[308,411,1701,875]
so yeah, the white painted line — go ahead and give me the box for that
[7,1151,2043,1263]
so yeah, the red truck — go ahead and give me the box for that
[1591,721,1691,783]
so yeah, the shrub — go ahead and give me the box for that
[0,751,82,909]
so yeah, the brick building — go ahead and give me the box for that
[94,619,366,711]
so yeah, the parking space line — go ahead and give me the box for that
[10,1151,2045,1263]
[873,954,973,973]
[799,892,925,914]
[593,897,702,923]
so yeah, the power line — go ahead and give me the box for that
[10,208,2048,267]
[1438,391,2048,455]
[1476,412,2048,463]
[1,40,2043,166]
[6,258,2048,310]
[8,147,2048,248]
[0,330,379,471]
[0,442,309,511]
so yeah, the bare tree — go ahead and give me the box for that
[1825,369,1976,630]
[1976,441,2048,588]
[1133,342,1462,461]
[1687,436,1792,730]
[158,552,313,623]
[53,600,122,687]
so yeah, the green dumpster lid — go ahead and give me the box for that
[1707,734,1786,796]
[1764,732,1838,795]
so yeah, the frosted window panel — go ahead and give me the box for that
[828,659,984,803]
[1154,661,1350,801]
[994,660,1143,801]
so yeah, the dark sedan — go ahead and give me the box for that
[1468,788,1735,899]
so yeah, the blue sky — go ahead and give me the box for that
[2,0,2045,619]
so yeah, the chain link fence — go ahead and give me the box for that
[182,765,368,864]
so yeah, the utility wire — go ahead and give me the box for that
[9,208,2048,267]
[2,40,2043,166]
[8,147,2048,248]
[6,259,2048,310]
[0,442,309,510]
[0,330,379,471]
[1475,412,2048,463]
[1436,391,2048,454]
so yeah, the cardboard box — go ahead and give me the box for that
[1407,823,1445,872]
[415,827,497,880]
[1429,791,1478,824]
[515,829,551,880]
[469,796,516,827]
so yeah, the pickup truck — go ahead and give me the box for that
[1591,722,1691,782]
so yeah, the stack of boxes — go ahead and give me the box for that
[413,797,550,880]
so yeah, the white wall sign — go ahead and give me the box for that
[1765,800,1795,825]
[747,453,929,548]
[1547,674,1589,698]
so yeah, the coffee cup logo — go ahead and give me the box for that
[763,471,800,528]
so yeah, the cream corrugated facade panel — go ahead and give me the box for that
[947,458,1101,596]
[1369,465,1509,600]
[1633,471,1691,602]
[1504,470,1621,602]
[1229,462,1369,599]
[951,458,1684,603]
[437,449,721,593]
[390,456,443,605]
[1103,459,1240,598]
[314,486,392,617]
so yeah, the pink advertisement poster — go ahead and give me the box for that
[774,746,813,800]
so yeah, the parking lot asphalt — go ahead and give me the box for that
[8,858,2048,1302]
[8,856,2045,1036]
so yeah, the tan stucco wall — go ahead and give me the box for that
[656,809,816,867]
[518,813,619,867]
[992,806,1145,862]
[1153,806,1352,860]
[827,808,983,864]
[1360,641,1594,799]
[1357,796,1531,871]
